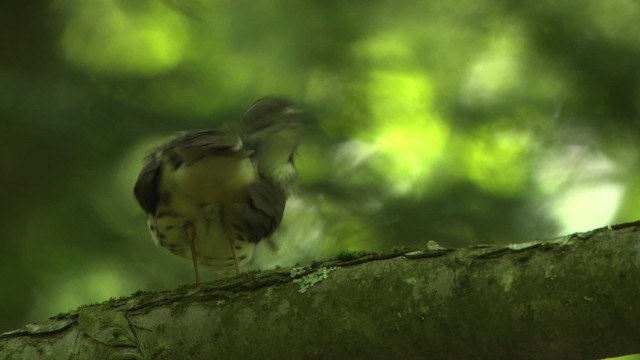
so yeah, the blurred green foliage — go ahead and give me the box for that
[2,1,640,347]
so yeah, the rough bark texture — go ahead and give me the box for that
[2,222,640,359]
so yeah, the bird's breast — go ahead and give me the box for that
[149,199,255,271]
[165,155,257,204]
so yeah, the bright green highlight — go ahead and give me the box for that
[463,126,534,195]
[368,70,449,195]
[352,34,449,195]
[61,0,190,76]
[30,263,137,322]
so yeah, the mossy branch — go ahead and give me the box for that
[2,222,640,359]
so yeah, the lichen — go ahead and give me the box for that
[293,267,340,293]
[426,240,446,250]
[404,277,417,285]
[289,266,306,278]
[506,241,539,251]
[500,272,514,291]
[418,306,430,321]
[543,265,556,280]
[265,287,274,297]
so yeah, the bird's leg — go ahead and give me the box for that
[185,222,201,284]
[222,212,242,276]
[229,237,241,276]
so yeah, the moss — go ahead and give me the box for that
[132,289,152,297]
[515,252,533,262]
[50,312,74,320]
[333,250,369,261]
[539,242,555,251]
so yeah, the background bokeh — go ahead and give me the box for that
[2,0,640,342]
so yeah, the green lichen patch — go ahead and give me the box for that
[293,267,340,293]
[543,265,557,280]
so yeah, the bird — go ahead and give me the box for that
[133,97,304,283]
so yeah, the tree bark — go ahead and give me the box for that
[2,222,640,359]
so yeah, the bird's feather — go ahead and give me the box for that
[230,176,287,243]
[165,130,251,166]
[241,97,304,192]
[133,153,162,214]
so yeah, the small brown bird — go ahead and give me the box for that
[133,97,303,283]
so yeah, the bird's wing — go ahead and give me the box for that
[133,152,162,215]
[240,97,304,186]
[166,130,253,167]
[231,176,287,243]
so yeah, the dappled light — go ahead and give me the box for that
[3,4,640,354]
[586,1,640,46]
[552,183,624,234]
[61,0,190,76]
[462,126,535,195]
[460,25,526,108]
[29,262,140,322]
[351,34,449,195]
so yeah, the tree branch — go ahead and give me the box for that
[2,222,640,359]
